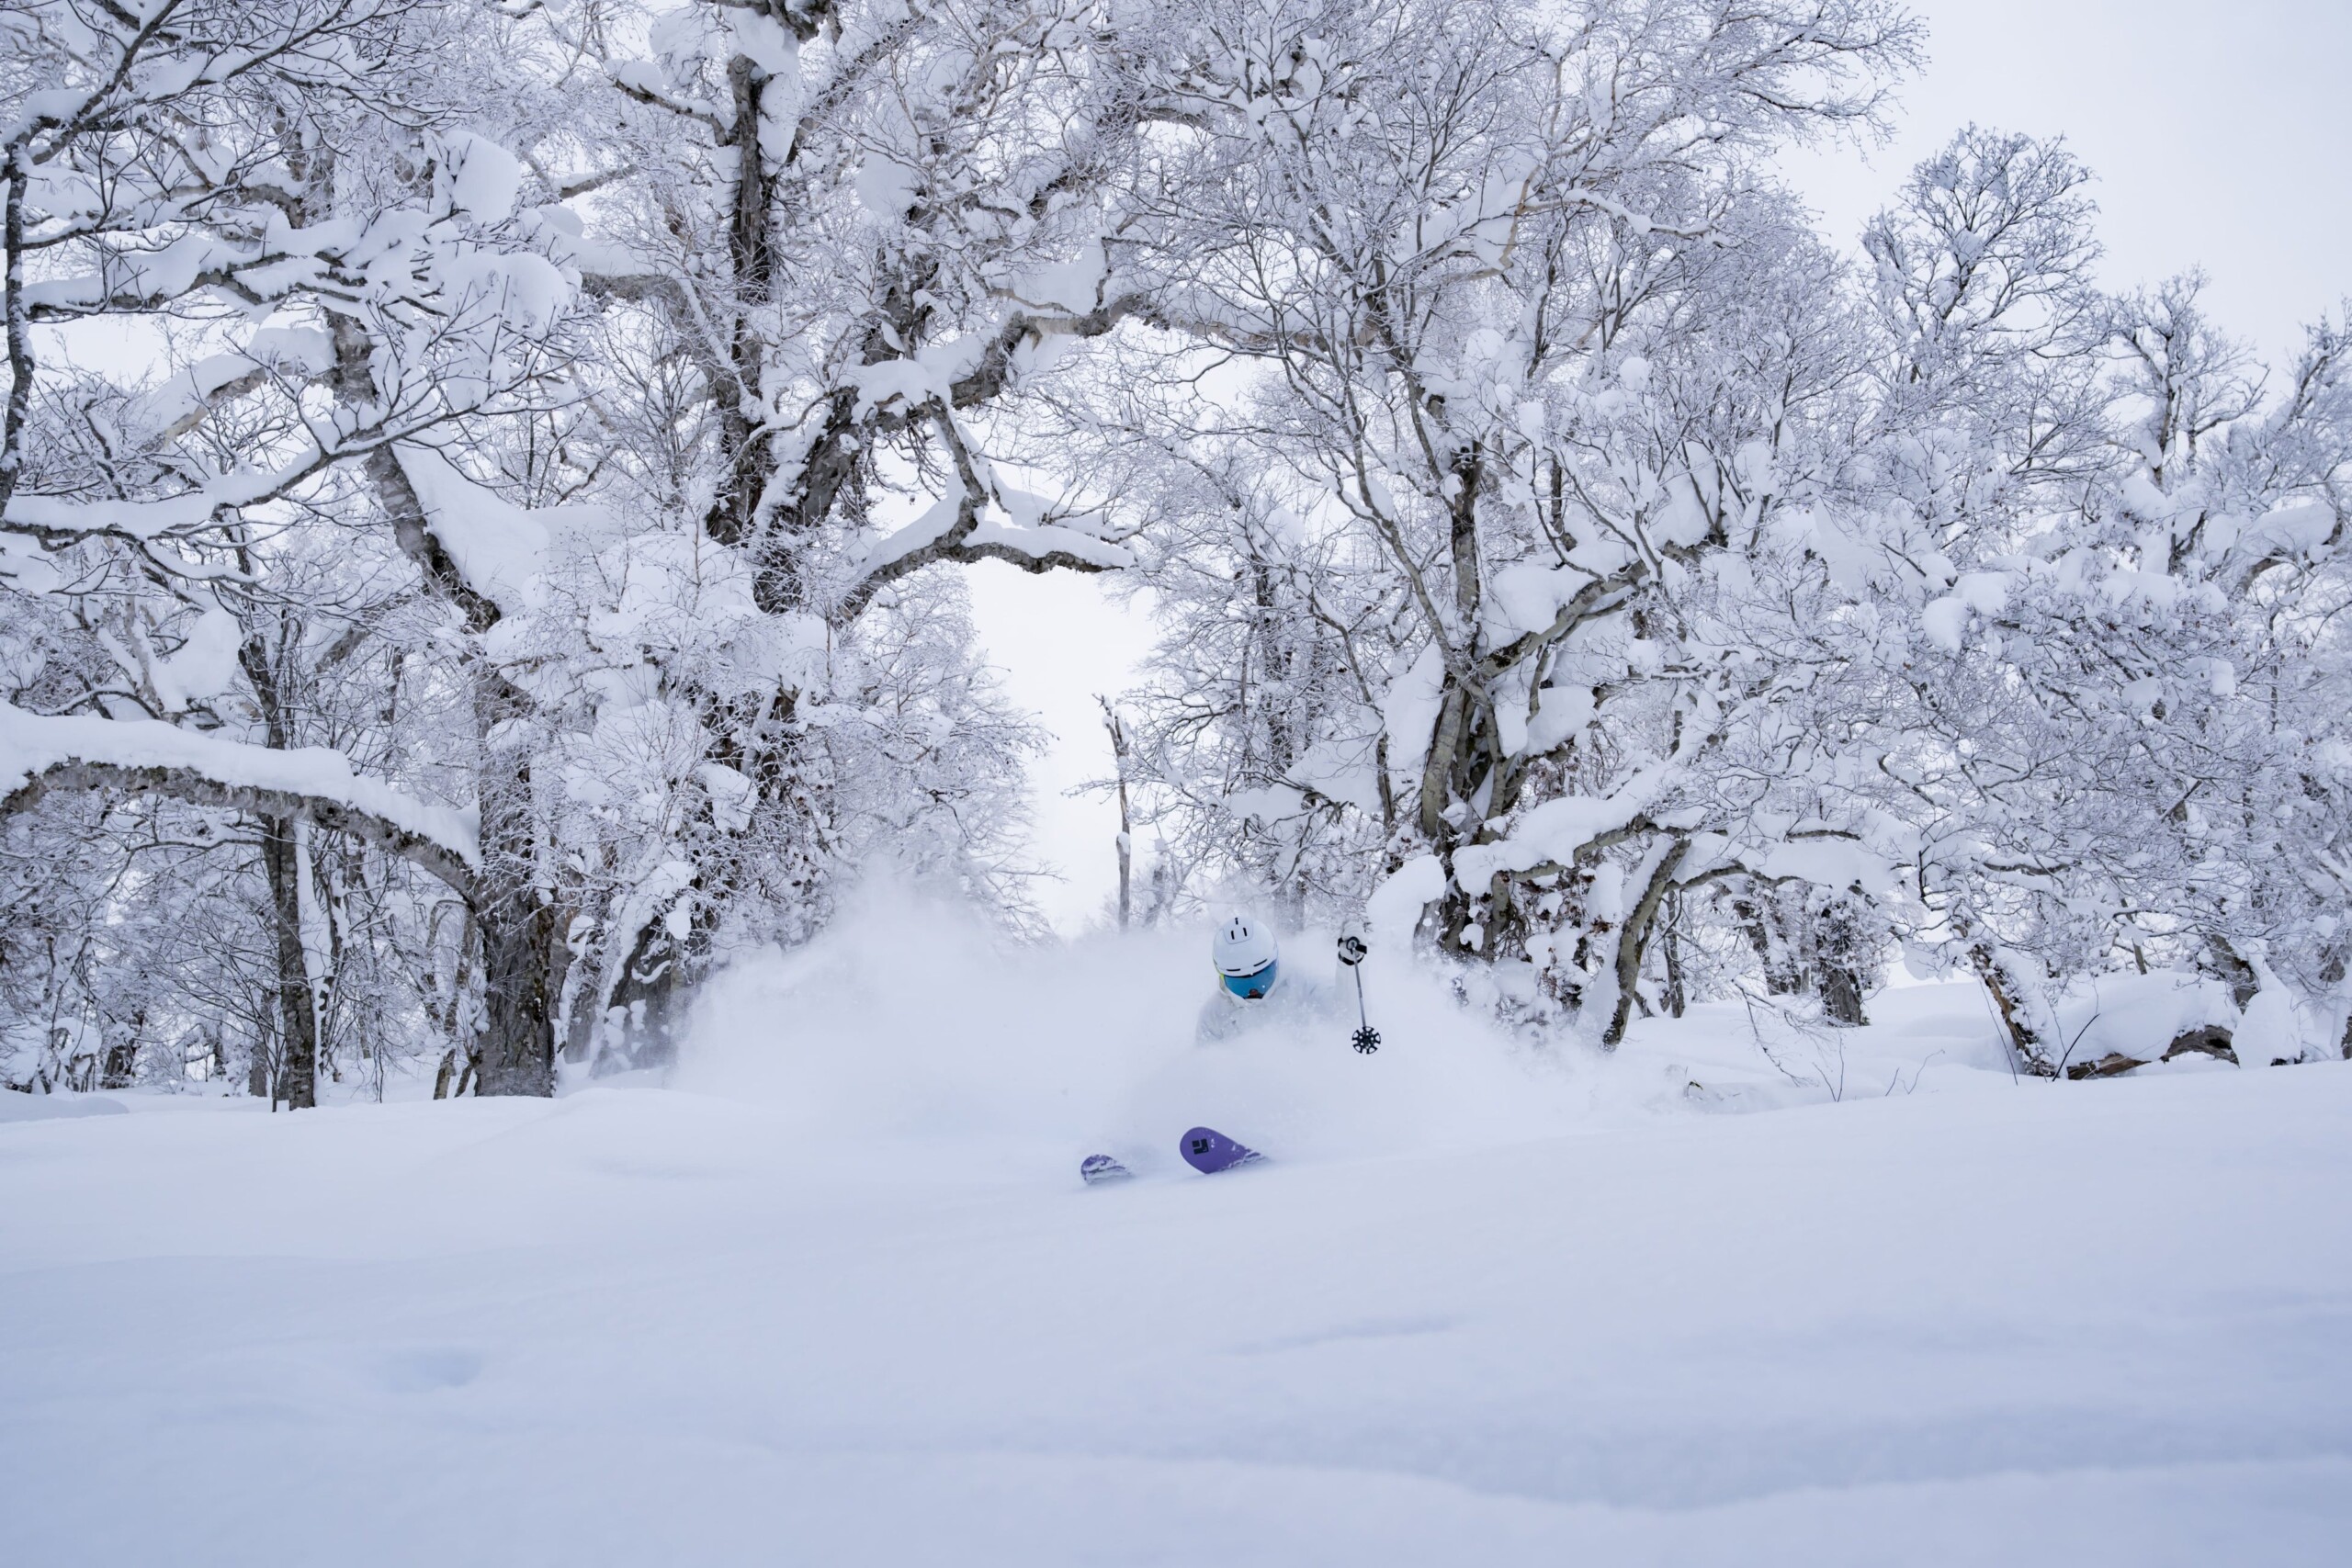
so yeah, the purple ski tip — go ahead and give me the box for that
[1080,1154,1133,1185]
[1179,1127,1265,1175]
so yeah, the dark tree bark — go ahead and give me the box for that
[258,812,321,1109]
[1967,940,2056,1077]
[1731,890,1808,998]
[1814,889,1873,1027]
[1819,964,1869,1029]
[98,1007,143,1089]
[466,724,557,1098]
[2199,937,2261,1010]
[594,891,714,1074]
[235,632,322,1109]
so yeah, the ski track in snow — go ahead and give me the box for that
[4,964,2349,1564]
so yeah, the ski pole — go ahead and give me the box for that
[1337,931,1379,1054]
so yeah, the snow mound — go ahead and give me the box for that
[0,1091,127,1123]
[7,1033,2350,1567]
[2054,973,2241,1071]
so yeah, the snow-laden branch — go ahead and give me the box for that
[608,62,733,139]
[128,327,334,438]
[0,705,478,897]
[1450,788,1663,891]
[839,492,1131,620]
[394,445,613,617]
[2,453,331,545]
[834,410,1131,621]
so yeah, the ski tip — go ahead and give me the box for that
[1179,1126,1266,1175]
[1080,1154,1135,1186]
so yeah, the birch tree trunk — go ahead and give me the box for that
[1102,698,1133,931]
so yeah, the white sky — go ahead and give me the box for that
[1782,0,2352,364]
[966,562,1158,933]
[975,0,2352,934]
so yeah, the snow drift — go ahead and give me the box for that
[6,1033,2348,1566]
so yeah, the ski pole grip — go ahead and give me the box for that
[1337,934,1368,967]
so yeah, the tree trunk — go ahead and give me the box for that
[260,811,321,1110]
[2199,937,2261,1010]
[469,748,556,1097]
[1662,888,1688,1019]
[1967,939,2055,1077]
[472,923,552,1094]
[247,1025,273,1100]
[1602,840,1688,1047]
[1807,890,1874,1027]
[4,161,34,512]
[595,894,712,1073]
[356,385,559,1098]
[1101,698,1133,930]
[99,1007,143,1089]
[1732,890,1808,997]
[235,633,323,1109]
[1820,964,1869,1028]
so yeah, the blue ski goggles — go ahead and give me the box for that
[1221,962,1277,1000]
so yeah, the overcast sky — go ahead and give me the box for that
[1784,0,2351,363]
[978,0,2352,934]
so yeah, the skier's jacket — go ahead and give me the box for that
[1195,967,1342,1044]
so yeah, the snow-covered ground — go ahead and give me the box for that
[6,905,2349,1565]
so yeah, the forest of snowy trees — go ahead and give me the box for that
[4,0,2347,1104]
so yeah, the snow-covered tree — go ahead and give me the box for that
[1,1,1075,1095]
[0,0,565,1100]
[1798,130,2352,1072]
[1104,0,1919,1039]
[7,2,2345,1097]
[470,0,1166,1069]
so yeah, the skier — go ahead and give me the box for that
[1196,911,1339,1043]
[1080,914,1373,1185]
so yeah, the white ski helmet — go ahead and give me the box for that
[1213,914,1279,998]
